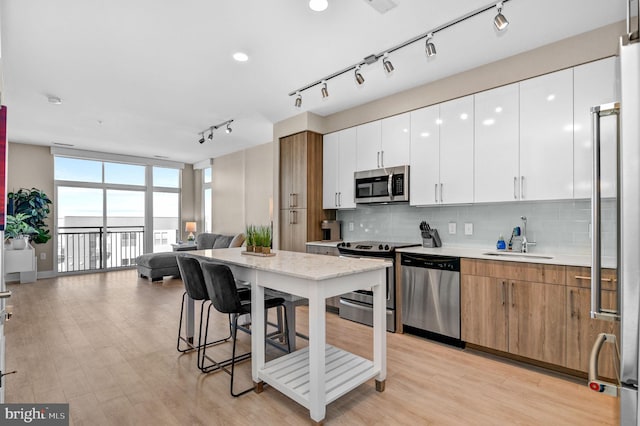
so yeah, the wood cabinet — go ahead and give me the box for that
[565,266,619,379]
[474,83,520,203]
[519,68,574,201]
[323,128,357,209]
[356,113,410,171]
[573,57,619,199]
[461,259,566,366]
[279,131,330,252]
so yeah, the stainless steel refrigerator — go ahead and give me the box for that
[589,2,640,423]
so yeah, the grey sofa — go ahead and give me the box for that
[136,233,245,281]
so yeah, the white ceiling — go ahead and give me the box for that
[0,0,630,164]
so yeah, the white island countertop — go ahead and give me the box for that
[189,247,390,280]
[397,245,616,269]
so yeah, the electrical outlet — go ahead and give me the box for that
[349,222,354,231]
[448,222,456,234]
[40,252,46,260]
[464,223,473,235]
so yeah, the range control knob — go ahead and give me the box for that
[378,244,384,250]
[346,242,351,247]
[384,244,390,250]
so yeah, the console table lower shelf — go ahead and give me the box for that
[258,344,380,408]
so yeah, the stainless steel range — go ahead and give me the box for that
[337,241,420,332]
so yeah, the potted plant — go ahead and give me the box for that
[261,226,272,254]
[5,213,37,249]
[245,225,255,252]
[253,226,264,253]
[7,188,53,244]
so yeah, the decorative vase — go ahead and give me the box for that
[262,247,271,255]
[12,237,26,250]
[255,246,263,254]
[247,245,255,253]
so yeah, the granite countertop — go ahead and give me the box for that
[190,247,390,280]
[396,245,616,269]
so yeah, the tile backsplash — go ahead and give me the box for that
[337,199,616,258]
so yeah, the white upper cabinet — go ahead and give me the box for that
[337,127,357,208]
[356,113,410,171]
[519,68,574,201]
[323,132,340,209]
[410,104,440,206]
[380,112,411,168]
[356,120,381,171]
[323,128,357,209]
[439,95,474,204]
[474,83,520,203]
[573,57,620,199]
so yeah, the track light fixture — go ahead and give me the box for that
[382,54,394,74]
[225,123,232,134]
[321,81,329,98]
[354,66,365,85]
[197,119,234,144]
[425,33,437,57]
[494,2,509,31]
[288,0,512,102]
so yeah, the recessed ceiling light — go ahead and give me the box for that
[233,52,249,62]
[47,96,62,105]
[309,0,328,11]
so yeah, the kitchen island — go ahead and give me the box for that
[190,247,391,423]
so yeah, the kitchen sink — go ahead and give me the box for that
[482,251,554,260]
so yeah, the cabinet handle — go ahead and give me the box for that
[501,281,506,306]
[335,192,338,207]
[510,282,515,307]
[377,151,380,168]
[513,177,518,199]
[575,275,612,283]
[289,210,293,224]
[294,210,298,224]
[381,150,384,167]
[569,289,575,318]
[440,183,443,203]
[293,193,298,207]
[520,176,525,199]
[289,193,293,208]
[435,184,438,203]
[338,192,342,206]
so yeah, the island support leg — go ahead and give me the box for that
[251,278,266,386]
[373,269,387,392]
[308,286,326,422]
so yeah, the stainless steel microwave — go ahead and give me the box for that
[354,165,409,204]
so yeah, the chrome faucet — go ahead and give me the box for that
[520,216,536,253]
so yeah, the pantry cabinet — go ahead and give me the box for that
[356,113,410,171]
[461,259,566,366]
[323,128,357,209]
[474,83,520,202]
[573,57,619,199]
[279,131,330,252]
[519,68,574,201]
[565,266,619,379]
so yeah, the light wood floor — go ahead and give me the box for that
[5,270,619,425]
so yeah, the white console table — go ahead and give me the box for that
[4,244,37,283]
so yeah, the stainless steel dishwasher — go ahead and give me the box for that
[401,253,462,346]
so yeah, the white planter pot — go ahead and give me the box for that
[11,237,27,250]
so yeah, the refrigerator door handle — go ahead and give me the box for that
[588,333,620,397]
[590,103,621,322]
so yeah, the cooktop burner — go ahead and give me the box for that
[338,240,419,254]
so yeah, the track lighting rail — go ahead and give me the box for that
[288,0,512,99]
[198,119,234,144]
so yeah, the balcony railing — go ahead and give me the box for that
[57,226,144,273]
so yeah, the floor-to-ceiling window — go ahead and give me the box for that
[54,153,183,273]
